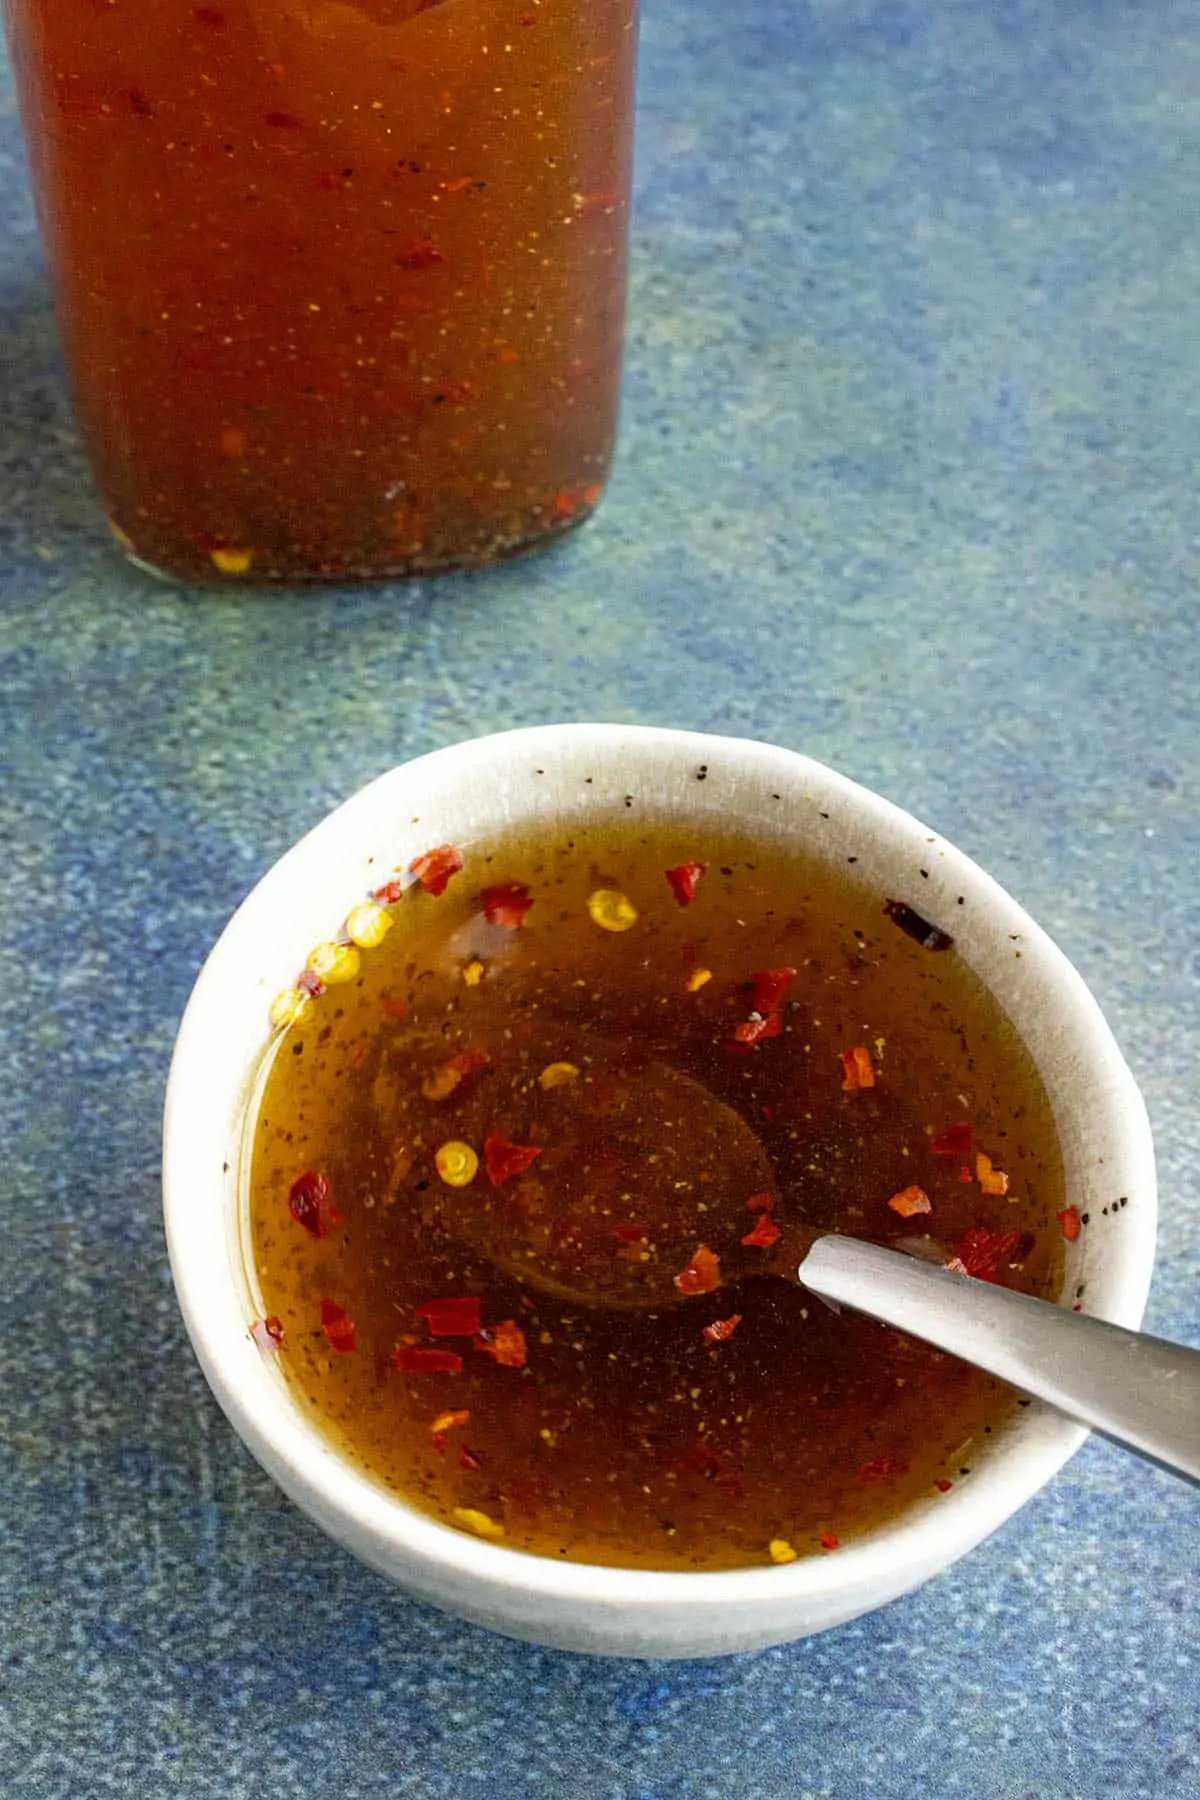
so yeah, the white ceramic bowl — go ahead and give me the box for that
[163,725,1156,1658]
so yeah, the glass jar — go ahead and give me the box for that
[5,0,638,581]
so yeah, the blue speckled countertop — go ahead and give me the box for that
[2,2,1198,1794]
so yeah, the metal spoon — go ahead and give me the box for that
[417,1035,1200,1483]
[799,1235,1200,1486]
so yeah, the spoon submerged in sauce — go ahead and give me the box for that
[417,1035,1200,1485]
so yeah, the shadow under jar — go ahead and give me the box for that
[4,0,638,581]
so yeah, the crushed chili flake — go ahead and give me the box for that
[1057,1205,1082,1242]
[820,1532,840,1551]
[741,1213,781,1250]
[587,888,639,932]
[307,940,360,986]
[887,1184,932,1219]
[841,1045,876,1091]
[954,1226,1023,1282]
[417,1296,484,1337]
[297,968,327,998]
[930,1120,974,1157]
[882,898,955,951]
[251,1316,285,1351]
[733,1012,784,1046]
[612,1222,651,1244]
[750,967,797,1014]
[745,1191,775,1213]
[372,878,405,904]
[380,994,409,1020]
[422,1047,490,1102]
[459,1445,483,1471]
[857,1451,910,1484]
[975,1153,1010,1196]
[480,882,533,928]
[393,1346,464,1374]
[484,1132,544,1186]
[434,1140,479,1188]
[288,1169,332,1238]
[935,1478,954,1493]
[319,1299,356,1353]
[345,901,393,950]
[665,862,706,906]
[452,1506,504,1540]
[411,844,464,897]
[702,1313,742,1344]
[269,986,311,1031]
[674,1245,721,1295]
[430,1409,470,1437]
[539,1061,580,1089]
[474,1319,527,1368]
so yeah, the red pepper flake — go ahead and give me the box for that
[733,1011,784,1046]
[459,1445,483,1471]
[392,1346,463,1374]
[263,109,304,130]
[251,1316,284,1351]
[430,1408,470,1437]
[702,1313,742,1344]
[479,881,534,928]
[421,1047,491,1102]
[857,1451,910,1484]
[930,1120,974,1157]
[548,484,604,522]
[750,967,797,1014]
[297,968,326,998]
[882,898,955,952]
[288,1170,332,1238]
[841,1046,876,1091]
[612,1222,651,1244]
[474,1320,527,1368]
[887,1185,932,1219]
[380,994,409,1020]
[372,879,405,904]
[745,1191,775,1212]
[417,1296,484,1337]
[411,844,464,897]
[674,1245,721,1295]
[484,1132,544,1186]
[1057,1205,1082,1242]
[954,1226,1023,1282]
[665,862,706,906]
[935,1478,954,1493]
[741,1213,782,1250]
[320,1300,356,1354]
[820,1532,840,1551]
[975,1153,1010,1196]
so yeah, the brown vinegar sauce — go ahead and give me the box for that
[248,820,1065,1570]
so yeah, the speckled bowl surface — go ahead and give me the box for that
[163,724,1156,1658]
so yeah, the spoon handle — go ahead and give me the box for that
[798,1236,1200,1486]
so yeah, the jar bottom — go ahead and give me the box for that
[108,499,604,586]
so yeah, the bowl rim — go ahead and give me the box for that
[163,723,1157,1621]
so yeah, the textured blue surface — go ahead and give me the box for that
[2,2,1199,1795]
